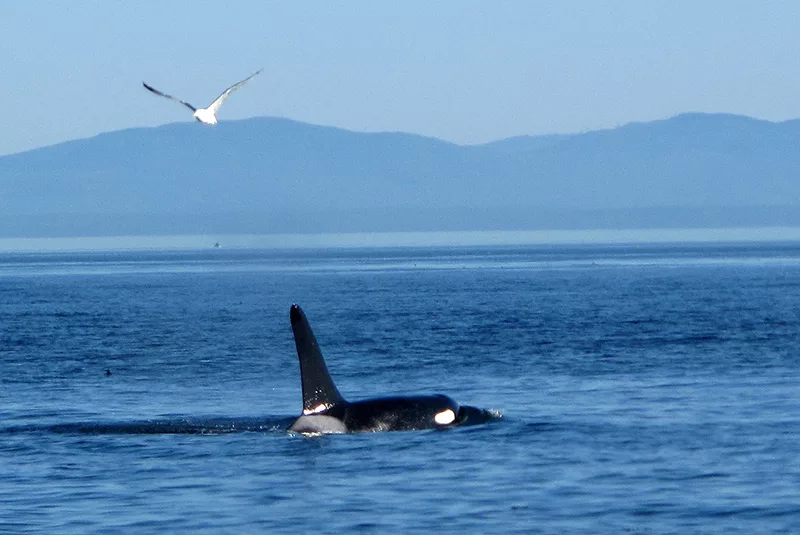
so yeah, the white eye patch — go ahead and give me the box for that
[434,409,456,425]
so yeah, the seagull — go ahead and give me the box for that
[142,69,262,125]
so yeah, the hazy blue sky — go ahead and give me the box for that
[3,1,800,156]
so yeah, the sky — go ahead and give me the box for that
[3,1,800,156]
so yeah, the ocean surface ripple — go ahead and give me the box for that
[1,243,799,534]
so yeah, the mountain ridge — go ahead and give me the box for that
[2,113,800,238]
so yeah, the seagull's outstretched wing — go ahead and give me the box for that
[206,69,262,115]
[142,82,197,112]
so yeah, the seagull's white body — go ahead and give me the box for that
[143,69,262,125]
[192,107,220,125]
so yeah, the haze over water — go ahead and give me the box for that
[3,226,800,253]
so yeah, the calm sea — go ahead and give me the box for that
[1,243,799,534]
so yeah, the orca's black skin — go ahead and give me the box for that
[288,304,494,434]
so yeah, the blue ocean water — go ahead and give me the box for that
[1,243,799,534]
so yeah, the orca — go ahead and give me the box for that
[288,304,494,434]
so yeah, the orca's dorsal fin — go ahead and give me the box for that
[290,304,346,414]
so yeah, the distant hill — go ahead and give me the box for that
[2,113,800,238]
